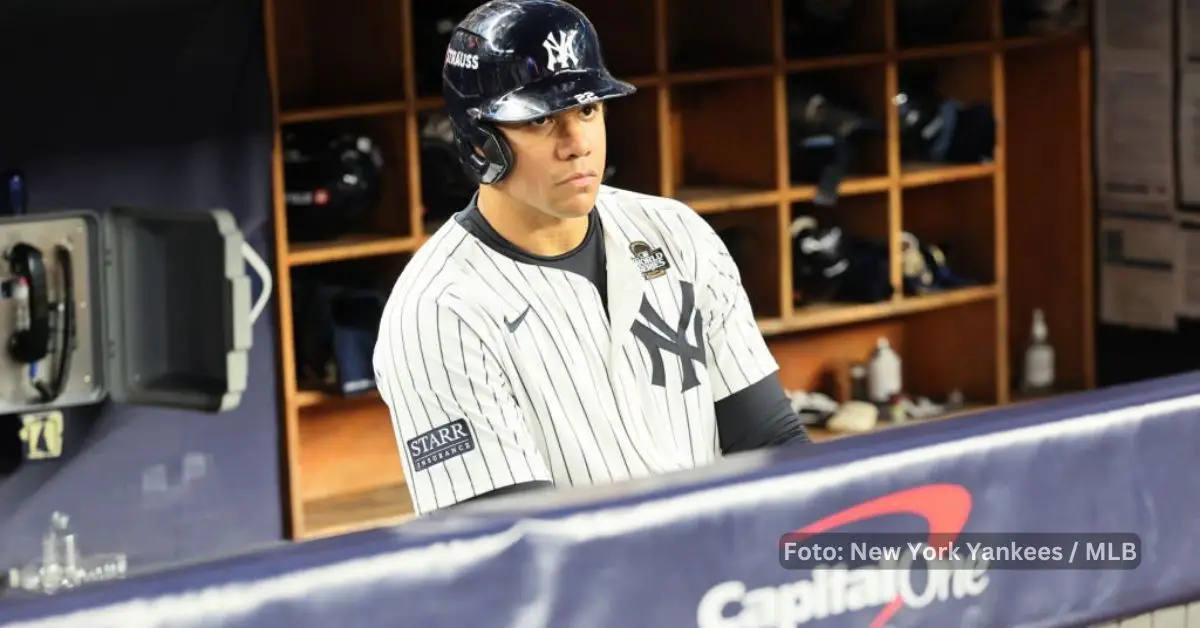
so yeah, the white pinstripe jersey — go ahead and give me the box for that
[373,185,779,515]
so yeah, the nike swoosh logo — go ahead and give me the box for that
[505,306,531,333]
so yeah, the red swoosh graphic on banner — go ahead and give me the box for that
[784,484,973,628]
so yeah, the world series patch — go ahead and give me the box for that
[630,240,670,280]
[406,418,477,472]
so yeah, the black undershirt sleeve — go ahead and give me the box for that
[715,371,813,454]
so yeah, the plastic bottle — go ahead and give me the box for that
[1022,308,1055,393]
[867,338,902,403]
[850,364,869,401]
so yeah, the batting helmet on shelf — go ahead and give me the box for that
[791,216,894,304]
[441,0,636,185]
[791,216,851,304]
[895,76,996,164]
[419,112,478,224]
[786,79,882,205]
[283,130,384,242]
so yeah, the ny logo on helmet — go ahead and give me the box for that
[543,29,580,72]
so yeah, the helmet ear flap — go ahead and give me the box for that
[454,119,514,185]
[476,123,514,184]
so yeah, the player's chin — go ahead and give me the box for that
[553,187,600,217]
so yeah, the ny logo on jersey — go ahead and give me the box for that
[631,281,706,392]
[543,29,580,72]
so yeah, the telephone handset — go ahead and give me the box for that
[4,242,75,403]
[8,243,51,364]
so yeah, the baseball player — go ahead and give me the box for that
[373,0,811,516]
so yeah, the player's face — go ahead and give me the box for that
[494,103,607,220]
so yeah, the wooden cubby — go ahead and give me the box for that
[773,296,1001,404]
[786,63,892,183]
[783,0,888,60]
[263,0,1094,539]
[894,0,992,50]
[671,76,780,199]
[665,0,775,73]
[607,87,665,196]
[704,206,786,320]
[902,177,998,286]
[1003,38,1095,394]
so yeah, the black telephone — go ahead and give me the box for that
[4,242,76,403]
[0,169,76,404]
[8,243,51,363]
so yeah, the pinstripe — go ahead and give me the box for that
[473,250,596,484]
[535,267,634,478]
[424,283,479,497]
[668,210,720,462]
[595,205,672,465]
[480,337,534,483]
[600,206,684,456]
[379,226,549,514]
[508,261,616,483]
[378,331,427,514]
[604,199,695,464]
[506,272,605,483]
[459,254,567,480]
[460,326,514,487]
[389,230,470,509]
[448,317,496,491]
[600,209,679,449]
[607,189,731,467]
[621,348,677,472]
[410,287,462,505]
[602,290,664,473]
[629,199,699,465]
[680,203,775,398]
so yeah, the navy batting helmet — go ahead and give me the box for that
[441,0,636,185]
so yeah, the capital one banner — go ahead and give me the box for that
[2,376,1200,628]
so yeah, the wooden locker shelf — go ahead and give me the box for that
[900,162,996,187]
[287,234,427,266]
[263,0,1095,540]
[761,284,1001,336]
[806,402,994,443]
[279,101,408,124]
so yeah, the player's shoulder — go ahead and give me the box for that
[379,221,492,326]
[597,184,692,215]
[595,185,719,242]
